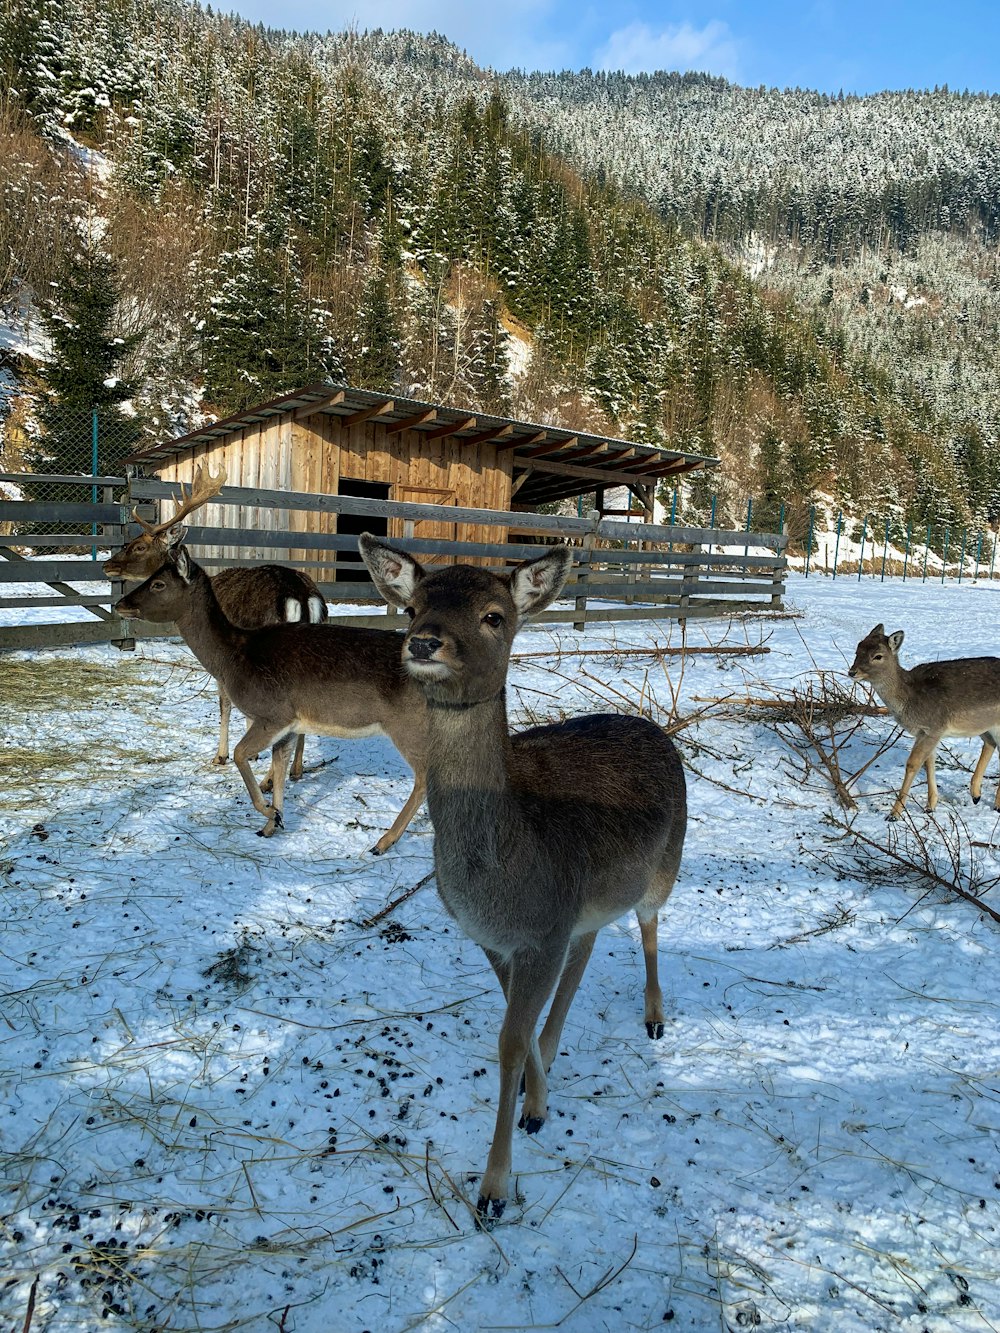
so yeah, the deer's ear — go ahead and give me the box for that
[174,546,194,583]
[359,534,424,608]
[165,523,187,549]
[509,546,573,619]
[871,623,885,637]
[887,630,904,653]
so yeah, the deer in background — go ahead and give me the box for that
[115,529,427,851]
[848,622,1000,818]
[104,462,326,784]
[359,533,687,1222]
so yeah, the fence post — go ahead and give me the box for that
[771,528,787,608]
[857,515,868,580]
[880,516,890,581]
[922,524,931,582]
[941,525,950,583]
[709,493,717,529]
[744,496,752,561]
[974,531,984,581]
[991,534,998,582]
[679,541,701,626]
[804,504,815,577]
[957,527,968,583]
[832,510,842,579]
[573,510,599,632]
[902,519,912,581]
[113,472,136,651]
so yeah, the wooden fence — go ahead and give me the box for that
[0,473,787,651]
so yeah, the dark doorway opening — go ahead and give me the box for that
[337,478,390,580]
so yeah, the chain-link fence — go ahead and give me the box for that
[1,408,137,550]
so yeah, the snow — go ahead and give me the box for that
[1,573,999,1331]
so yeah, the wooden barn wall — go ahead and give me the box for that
[149,413,516,574]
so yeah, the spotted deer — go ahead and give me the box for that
[104,463,326,782]
[115,531,427,851]
[848,622,1000,818]
[359,533,687,1222]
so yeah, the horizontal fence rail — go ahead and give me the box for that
[0,474,787,651]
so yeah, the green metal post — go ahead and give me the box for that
[832,510,842,579]
[902,519,912,581]
[922,524,930,582]
[974,531,984,581]
[857,515,868,579]
[91,409,99,560]
[940,526,950,583]
[957,527,968,583]
[804,504,815,577]
[880,516,890,581]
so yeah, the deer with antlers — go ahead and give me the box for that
[359,534,687,1221]
[104,462,326,784]
[114,527,428,850]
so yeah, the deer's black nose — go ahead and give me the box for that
[408,635,443,660]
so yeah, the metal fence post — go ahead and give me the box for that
[957,527,968,583]
[974,531,984,581]
[804,504,815,577]
[941,525,950,583]
[902,519,912,581]
[880,516,890,581]
[922,524,930,582]
[991,534,998,582]
[857,515,868,579]
[832,510,842,579]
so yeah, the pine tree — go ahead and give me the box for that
[32,237,143,481]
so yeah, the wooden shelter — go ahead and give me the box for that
[127,385,719,575]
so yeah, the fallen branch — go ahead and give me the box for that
[826,813,1000,925]
[694,693,886,715]
[361,871,436,929]
[512,644,769,661]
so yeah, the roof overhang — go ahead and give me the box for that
[127,384,720,506]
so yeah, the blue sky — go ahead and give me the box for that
[225,0,1000,93]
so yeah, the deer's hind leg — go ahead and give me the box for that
[971,732,998,806]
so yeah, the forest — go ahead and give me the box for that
[1,0,998,537]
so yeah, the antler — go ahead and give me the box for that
[132,460,228,535]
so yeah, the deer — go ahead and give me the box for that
[359,533,687,1222]
[104,462,326,785]
[115,528,427,852]
[848,623,1000,818]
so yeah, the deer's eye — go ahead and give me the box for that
[483,611,503,628]
[151,579,166,591]
[872,652,883,661]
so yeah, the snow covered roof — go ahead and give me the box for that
[127,383,720,507]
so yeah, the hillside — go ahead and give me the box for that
[1,1,998,538]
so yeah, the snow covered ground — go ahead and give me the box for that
[1,573,998,1332]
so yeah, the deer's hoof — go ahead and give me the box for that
[972,794,982,805]
[518,1113,545,1135]
[475,1195,506,1228]
[646,1020,665,1040]
[369,843,385,857]
[212,756,228,767]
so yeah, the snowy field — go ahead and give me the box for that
[1,573,998,1332]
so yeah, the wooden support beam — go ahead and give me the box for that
[520,437,575,458]
[527,456,662,486]
[495,430,547,451]
[292,389,346,422]
[466,424,515,447]
[510,468,534,498]
[424,415,477,441]
[384,409,437,435]
[339,400,395,428]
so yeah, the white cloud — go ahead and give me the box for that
[594,18,741,80]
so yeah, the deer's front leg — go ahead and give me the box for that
[477,939,567,1223]
[890,733,937,819]
[234,722,288,836]
[214,684,232,766]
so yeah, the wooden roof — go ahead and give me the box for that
[127,384,720,507]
